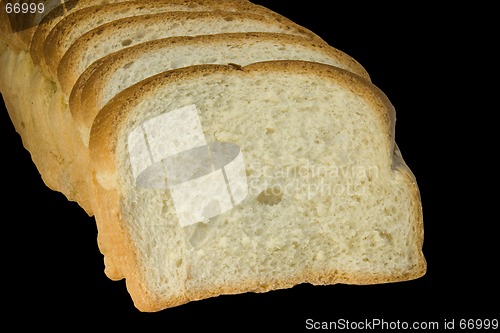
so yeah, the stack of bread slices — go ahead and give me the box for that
[0,0,426,312]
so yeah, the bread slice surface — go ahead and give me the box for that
[89,60,425,312]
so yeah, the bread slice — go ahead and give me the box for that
[56,11,324,95]
[72,32,370,146]
[41,0,313,78]
[89,60,426,312]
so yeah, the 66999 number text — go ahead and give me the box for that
[5,2,44,14]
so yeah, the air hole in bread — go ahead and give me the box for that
[123,61,134,70]
[121,39,133,47]
[257,187,283,206]
[378,231,393,245]
[176,259,183,268]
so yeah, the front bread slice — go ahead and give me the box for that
[89,60,426,312]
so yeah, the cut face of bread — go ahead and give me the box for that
[56,11,324,95]
[90,61,425,312]
[72,32,370,146]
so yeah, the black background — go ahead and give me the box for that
[1,1,495,330]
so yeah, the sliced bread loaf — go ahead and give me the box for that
[56,11,324,95]
[72,32,369,145]
[89,60,425,311]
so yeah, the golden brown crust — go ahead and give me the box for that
[398,162,427,278]
[134,255,426,312]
